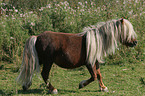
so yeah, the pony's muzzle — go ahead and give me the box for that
[133,40,137,45]
[124,40,137,47]
[129,40,137,47]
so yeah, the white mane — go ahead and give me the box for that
[78,19,137,66]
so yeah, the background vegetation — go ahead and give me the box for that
[0,0,145,95]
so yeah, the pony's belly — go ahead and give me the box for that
[54,55,85,69]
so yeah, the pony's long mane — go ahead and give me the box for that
[78,19,137,66]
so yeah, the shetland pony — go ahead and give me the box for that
[16,18,137,94]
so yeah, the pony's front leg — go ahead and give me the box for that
[79,64,97,89]
[41,62,58,94]
[96,68,108,92]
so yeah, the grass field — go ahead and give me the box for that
[0,61,145,95]
[0,0,145,95]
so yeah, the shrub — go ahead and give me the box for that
[0,0,145,65]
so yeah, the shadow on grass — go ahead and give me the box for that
[81,89,101,92]
[0,89,101,95]
[58,89,101,94]
[0,90,5,95]
[140,77,145,85]
[57,89,77,94]
[18,89,43,94]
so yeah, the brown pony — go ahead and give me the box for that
[16,18,137,94]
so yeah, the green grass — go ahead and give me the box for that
[0,61,145,95]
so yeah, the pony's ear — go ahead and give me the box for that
[121,17,124,24]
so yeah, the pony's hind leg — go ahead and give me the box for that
[41,62,58,94]
[79,64,97,89]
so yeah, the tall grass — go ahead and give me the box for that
[0,0,145,65]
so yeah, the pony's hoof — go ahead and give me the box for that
[22,85,28,91]
[79,84,84,89]
[49,89,58,94]
[79,80,86,89]
[100,87,109,92]
[22,82,32,91]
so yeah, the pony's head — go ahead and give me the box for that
[119,18,137,47]
[80,18,137,65]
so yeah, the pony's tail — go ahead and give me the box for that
[16,36,40,90]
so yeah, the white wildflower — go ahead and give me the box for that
[39,7,44,11]
[46,4,51,8]
[39,9,43,11]
[20,14,23,17]
[56,4,60,7]
[23,13,25,17]
[60,2,63,5]
[94,9,97,12]
[116,0,119,3]
[122,69,127,71]
[123,0,126,4]
[15,9,18,12]
[135,0,139,3]
[64,1,69,6]
[13,6,15,9]
[32,14,37,18]
[91,2,94,5]
[1,3,6,6]
[80,9,84,12]
[29,11,33,14]
[9,9,13,11]
[12,17,16,20]
[129,10,133,15]
[140,12,145,16]
[31,22,35,26]
[10,37,15,40]
[68,7,70,9]
[78,2,82,5]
